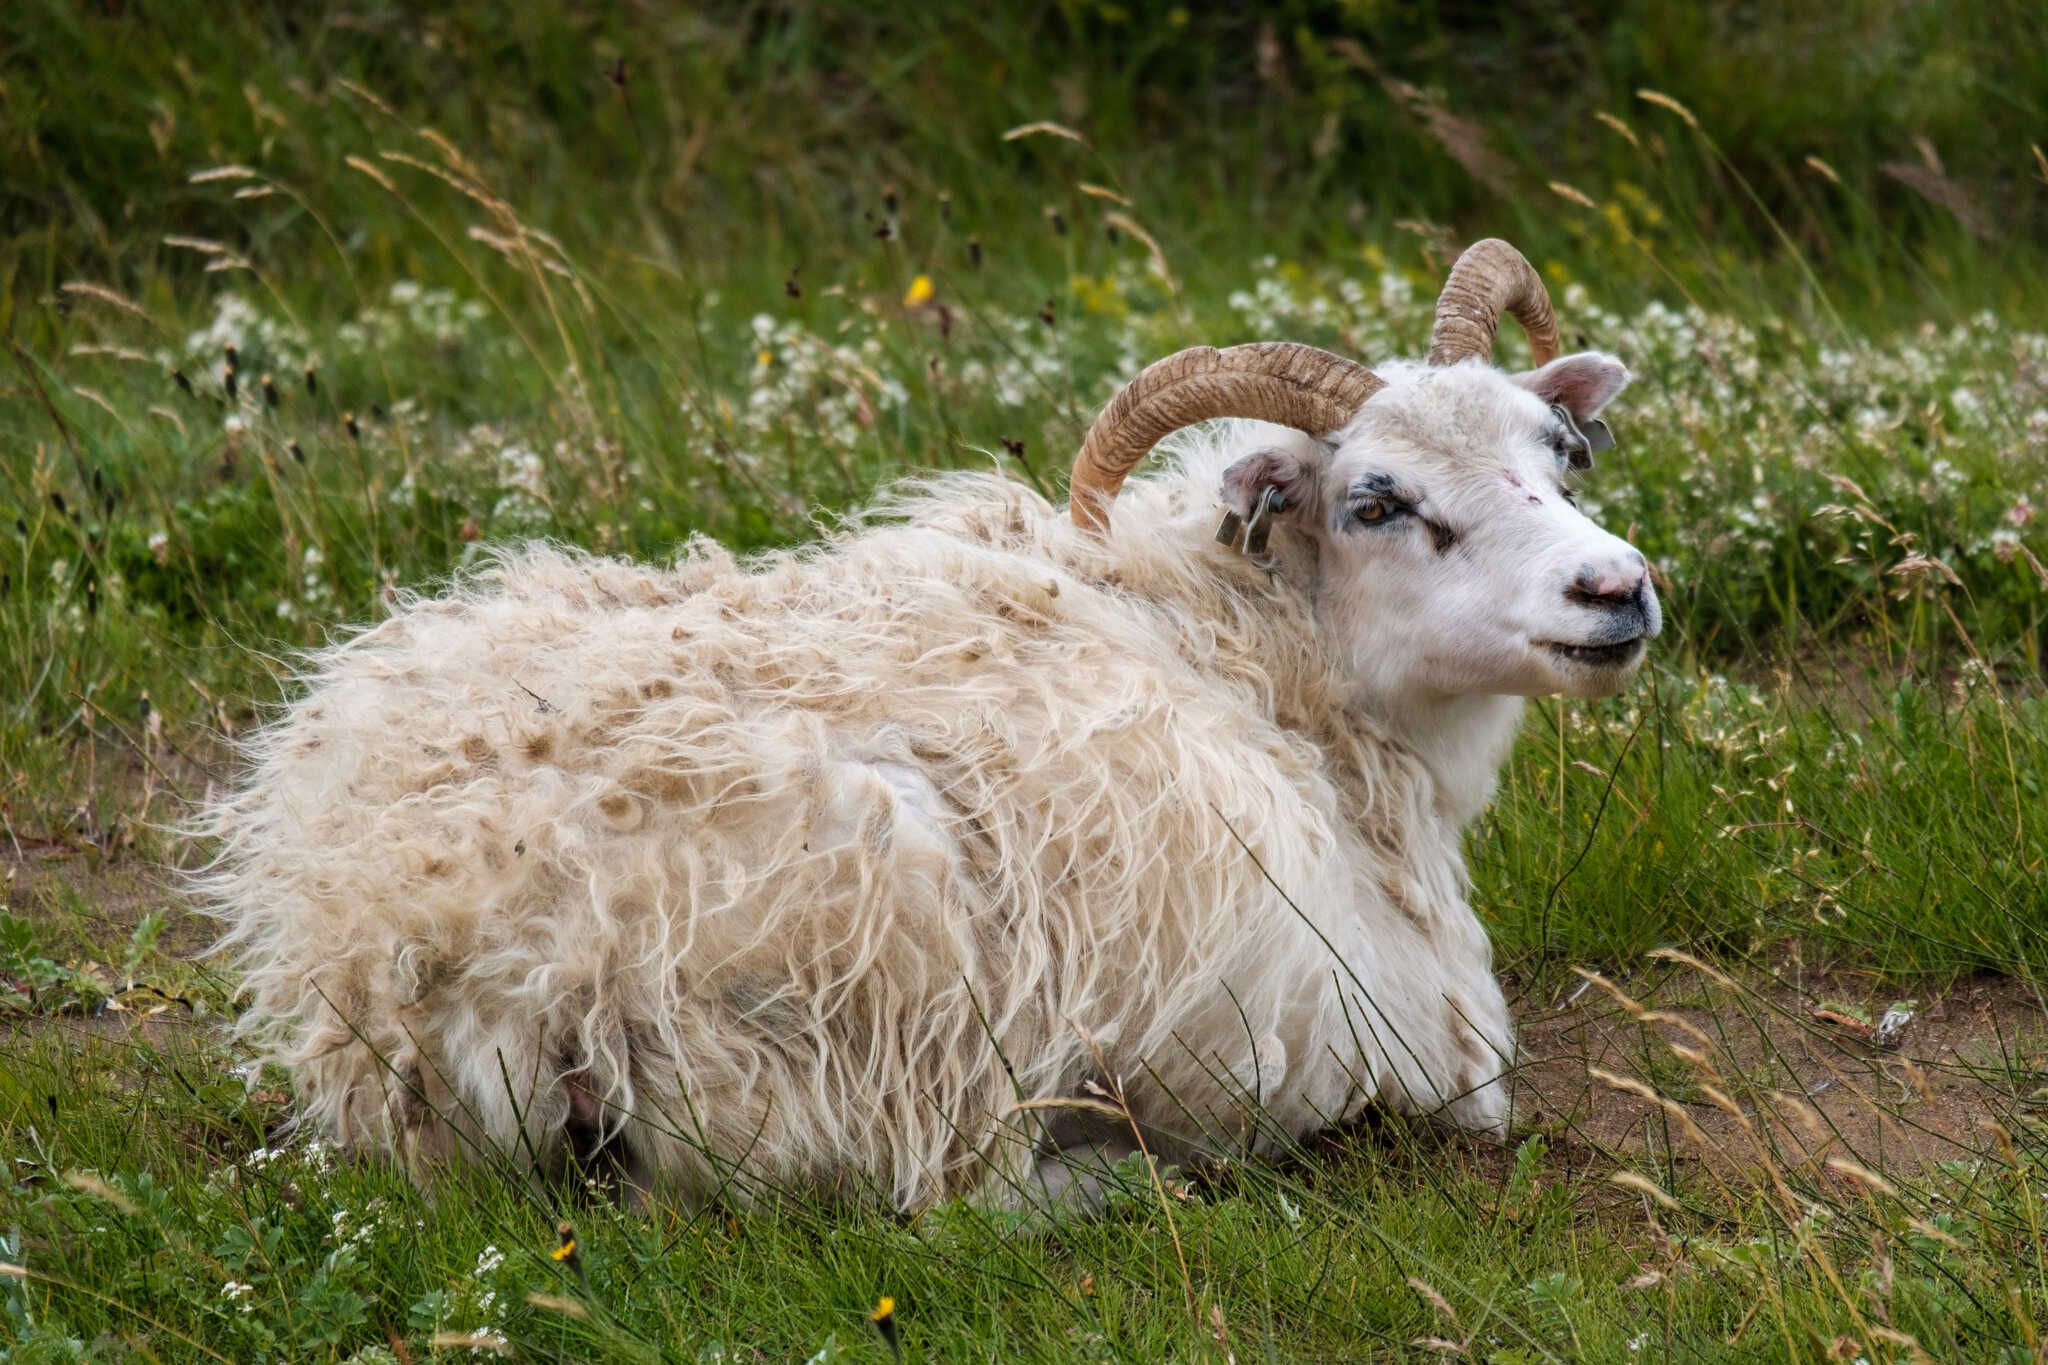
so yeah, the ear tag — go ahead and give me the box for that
[1241,487,1286,557]
[1214,507,1245,548]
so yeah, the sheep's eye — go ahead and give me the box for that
[1340,477,1414,533]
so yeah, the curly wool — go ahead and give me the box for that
[192,431,1513,1209]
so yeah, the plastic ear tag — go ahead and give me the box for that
[1241,487,1287,557]
[1214,507,1245,548]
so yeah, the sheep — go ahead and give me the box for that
[194,239,1660,1212]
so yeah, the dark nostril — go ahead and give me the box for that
[1566,569,1648,611]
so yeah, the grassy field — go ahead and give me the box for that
[4,2,2048,1360]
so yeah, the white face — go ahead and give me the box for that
[1223,353,1659,703]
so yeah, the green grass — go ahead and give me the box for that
[1478,679,2048,980]
[4,2,2048,1360]
[5,982,2047,1361]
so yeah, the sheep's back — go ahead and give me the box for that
[201,525,1373,1198]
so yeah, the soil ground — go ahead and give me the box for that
[1512,967,2047,1186]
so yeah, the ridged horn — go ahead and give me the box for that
[1427,238,1561,369]
[1068,342,1383,533]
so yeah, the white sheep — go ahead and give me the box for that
[194,240,1658,1211]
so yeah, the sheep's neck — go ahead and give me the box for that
[1183,526,1524,826]
[1087,504,1513,828]
[1132,519,1523,827]
[1367,690,1525,826]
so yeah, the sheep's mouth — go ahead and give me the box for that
[1545,636,1647,669]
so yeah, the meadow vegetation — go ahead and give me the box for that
[3,2,2046,1359]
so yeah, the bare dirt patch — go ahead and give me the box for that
[1511,963,2048,1184]
[5,840,208,950]
[3,841,225,1040]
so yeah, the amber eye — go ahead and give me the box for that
[1355,499,1389,524]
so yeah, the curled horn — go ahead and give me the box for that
[1427,238,1561,369]
[1068,342,1384,533]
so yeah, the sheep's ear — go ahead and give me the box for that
[1515,352,1630,425]
[1219,441,1326,524]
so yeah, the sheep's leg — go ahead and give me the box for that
[1389,966,1516,1139]
[1018,1136,1142,1217]
[973,1101,1152,1217]
[558,1067,659,1208]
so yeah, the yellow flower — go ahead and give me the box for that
[870,1295,901,1360]
[1068,273,1127,316]
[550,1220,586,1282]
[902,275,935,308]
[755,348,774,368]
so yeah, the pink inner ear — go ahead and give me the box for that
[1521,353,1630,422]
[1220,447,1317,521]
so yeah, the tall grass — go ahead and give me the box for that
[6,1,2046,319]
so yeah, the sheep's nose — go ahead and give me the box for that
[1566,557,1649,613]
